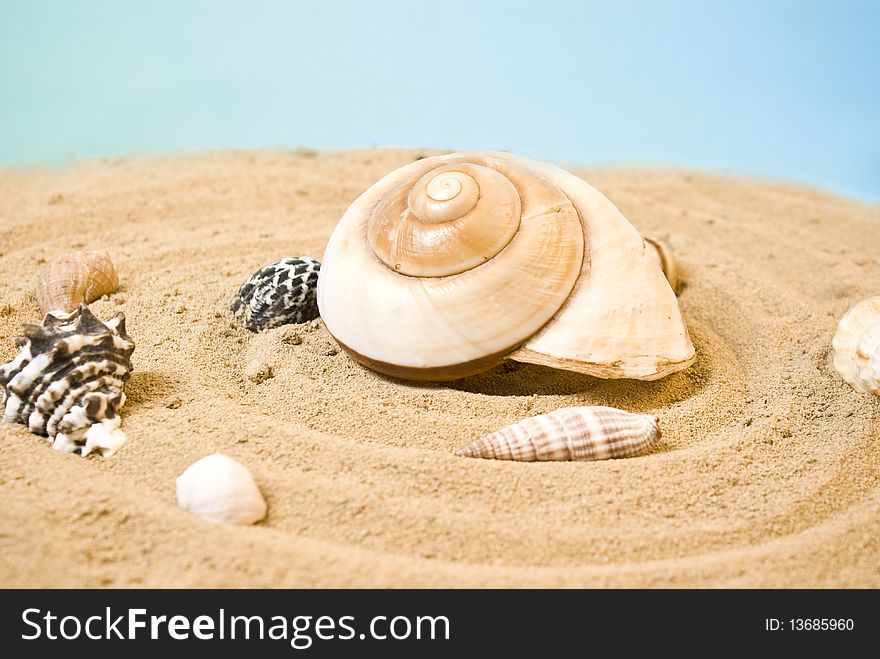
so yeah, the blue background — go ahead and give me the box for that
[1,0,878,201]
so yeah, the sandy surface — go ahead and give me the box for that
[0,148,878,588]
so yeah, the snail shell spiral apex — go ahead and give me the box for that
[318,151,695,382]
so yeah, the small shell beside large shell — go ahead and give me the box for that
[645,237,680,294]
[832,296,880,395]
[36,251,119,316]
[176,453,268,524]
[231,257,321,332]
[456,406,661,462]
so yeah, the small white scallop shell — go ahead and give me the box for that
[832,296,880,395]
[456,405,661,462]
[176,453,268,524]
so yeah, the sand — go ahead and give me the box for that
[0,148,878,588]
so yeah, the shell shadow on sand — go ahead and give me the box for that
[323,317,721,418]
[447,359,707,414]
[445,318,722,413]
[122,370,178,412]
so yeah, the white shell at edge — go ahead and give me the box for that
[176,453,267,524]
[832,296,880,395]
[52,418,128,458]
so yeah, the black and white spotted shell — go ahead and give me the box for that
[0,305,135,457]
[230,256,321,332]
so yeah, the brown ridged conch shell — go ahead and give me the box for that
[0,305,135,457]
[318,151,695,382]
[832,296,880,395]
[36,251,119,316]
[456,406,660,462]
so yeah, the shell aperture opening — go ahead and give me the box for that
[413,169,479,222]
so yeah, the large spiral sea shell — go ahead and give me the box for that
[318,151,694,382]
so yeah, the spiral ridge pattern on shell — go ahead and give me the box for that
[0,305,135,456]
[368,160,535,278]
[415,169,479,223]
